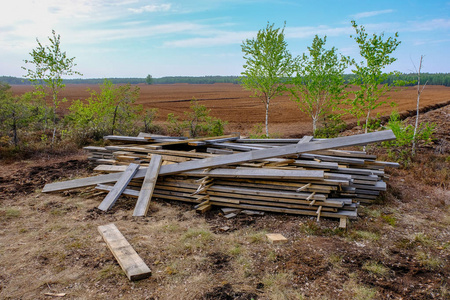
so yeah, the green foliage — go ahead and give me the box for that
[66,79,142,145]
[22,30,82,144]
[0,83,40,148]
[364,113,383,132]
[382,111,435,162]
[248,123,267,139]
[146,74,153,85]
[290,35,347,135]
[142,108,161,133]
[241,22,295,137]
[344,21,401,134]
[166,99,227,137]
[314,113,346,138]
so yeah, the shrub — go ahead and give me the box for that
[314,113,346,138]
[382,110,435,162]
[166,99,227,137]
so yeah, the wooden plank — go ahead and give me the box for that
[180,168,324,180]
[43,130,396,192]
[133,155,163,217]
[298,136,313,143]
[103,135,151,144]
[266,233,288,244]
[299,153,366,165]
[98,223,151,281]
[98,163,140,211]
[144,134,239,145]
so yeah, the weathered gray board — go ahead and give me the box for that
[42,130,396,193]
[98,223,151,281]
[98,163,140,211]
[180,168,324,180]
[133,155,163,217]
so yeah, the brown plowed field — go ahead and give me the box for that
[11,84,450,137]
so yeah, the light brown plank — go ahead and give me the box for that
[98,223,151,281]
[133,155,163,217]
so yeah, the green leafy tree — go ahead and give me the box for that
[290,35,347,135]
[66,80,141,145]
[0,83,34,147]
[241,22,295,137]
[146,74,153,85]
[22,30,82,144]
[344,21,401,134]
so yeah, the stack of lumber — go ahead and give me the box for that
[43,131,398,222]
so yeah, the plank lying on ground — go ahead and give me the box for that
[42,130,396,193]
[98,223,151,281]
[133,155,163,217]
[98,163,140,211]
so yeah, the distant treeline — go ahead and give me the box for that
[1,73,449,86]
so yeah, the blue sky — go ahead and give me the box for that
[1,0,449,78]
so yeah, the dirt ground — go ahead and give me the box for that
[1,86,449,299]
[11,84,450,137]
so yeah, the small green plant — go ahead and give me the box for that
[314,113,346,138]
[5,208,21,218]
[382,110,435,162]
[97,264,125,280]
[228,244,242,256]
[363,113,383,132]
[247,230,268,244]
[381,214,396,226]
[249,123,267,139]
[416,251,443,270]
[142,108,161,133]
[354,230,380,241]
[362,261,390,277]
[166,99,227,137]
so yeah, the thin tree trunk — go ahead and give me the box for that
[51,91,57,146]
[112,105,119,135]
[364,109,371,135]
[12,112,18,147]
[412,55,424,156]
[265,98,270,138]
[312,117,317,136]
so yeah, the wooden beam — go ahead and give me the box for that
[43,130,396,193]
[98,163,140,211]
[98,223,151,281]
[133,155,163,217]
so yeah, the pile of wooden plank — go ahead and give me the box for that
[43,131,398,223]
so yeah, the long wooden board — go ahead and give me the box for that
[42,130,396,193]
[133,155,163,217]
[98,223,151,281]
[180,168,324,180]
[98,163,140,211]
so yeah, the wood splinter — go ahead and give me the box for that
[316,206,322,222]
[296,183,311,192]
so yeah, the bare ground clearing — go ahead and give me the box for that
[11,84,450,136]
[1,85,449,299]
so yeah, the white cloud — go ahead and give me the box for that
[164,31,254,47]
[129,3,172,13]
[352,9,394,19]
[405,18,450,31]
[286,25,353,39]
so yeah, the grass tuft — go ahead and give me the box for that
[362,261,390,277]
